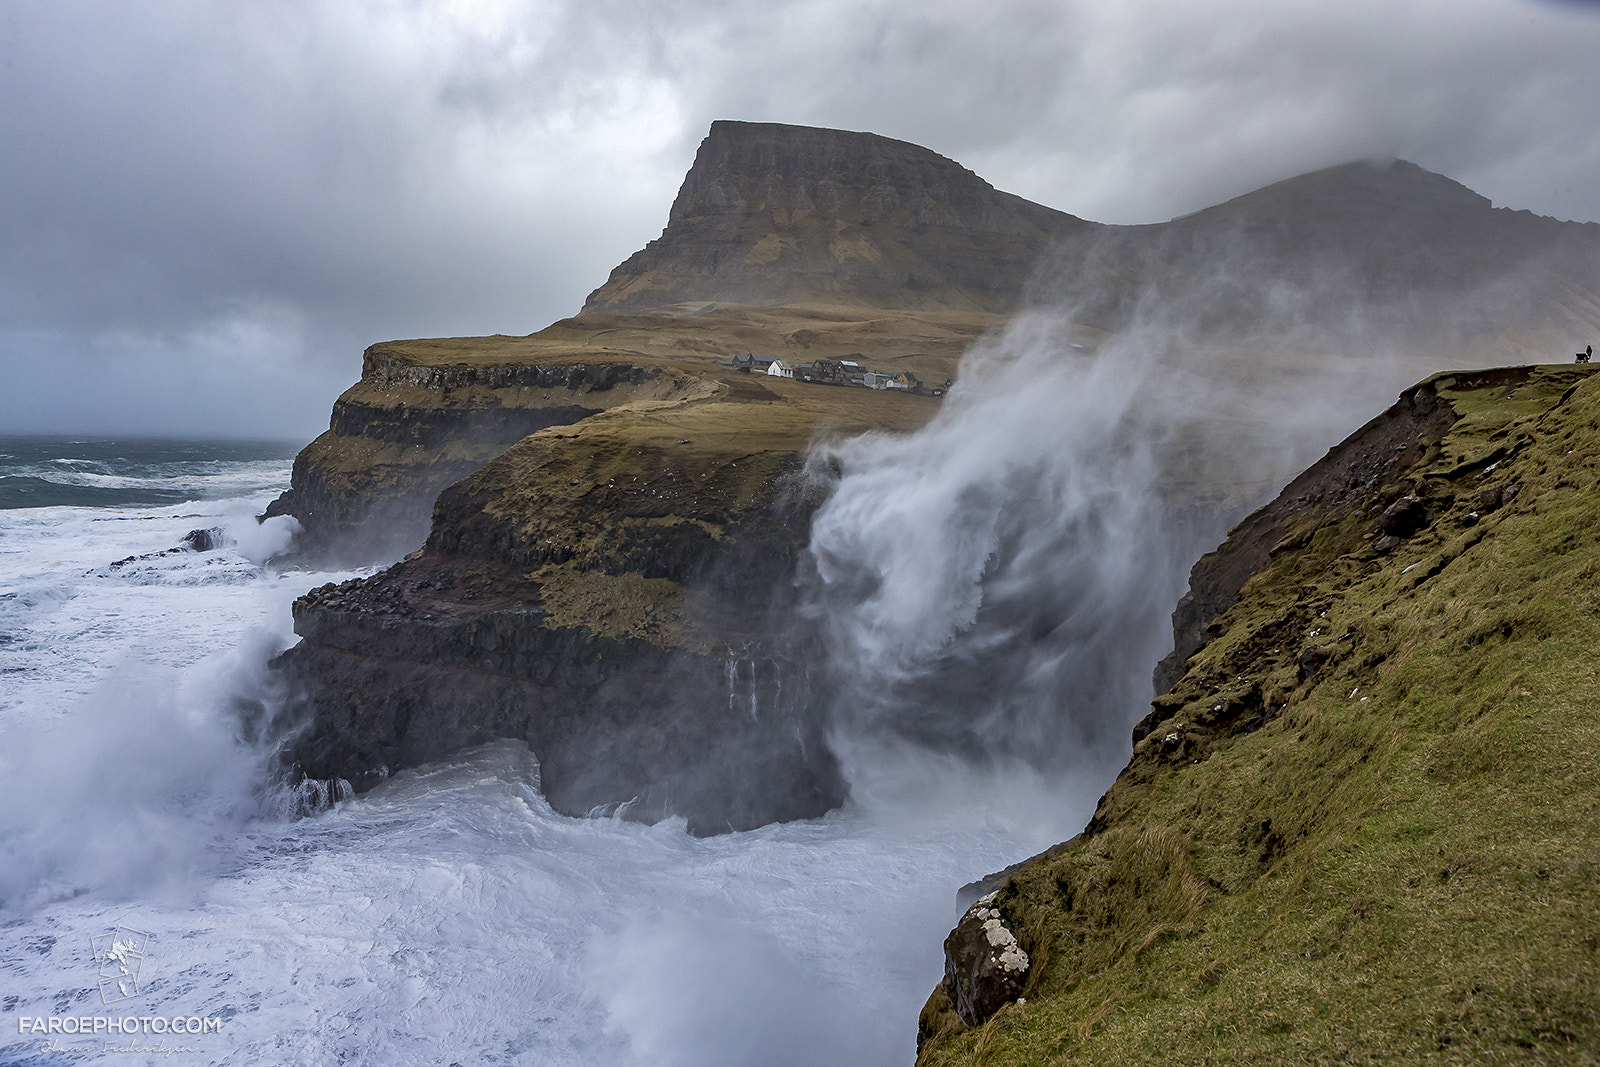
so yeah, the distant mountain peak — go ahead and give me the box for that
[581,120,1096,315]
[1212,157,1491,214]
[580,121,1600,353]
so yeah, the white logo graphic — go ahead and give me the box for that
[90,926,149,1005]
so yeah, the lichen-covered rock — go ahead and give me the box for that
[942,891,1030,1026]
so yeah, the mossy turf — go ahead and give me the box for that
[437,380,942,646]
[370,301,1012,385]
[918,365,1600,1066]
[288,301,981,555]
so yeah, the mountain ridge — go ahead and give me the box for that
[581,119,1101,315]
[269,120,1600,836]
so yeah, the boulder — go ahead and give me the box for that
[942,891,1030,1026]
[181,526,229,552]
[1377,493,1428,538]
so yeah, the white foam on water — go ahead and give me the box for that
[4,739,1087,1066]
[0,478,1094,1067]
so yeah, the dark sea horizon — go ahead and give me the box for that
[0,433,301,510]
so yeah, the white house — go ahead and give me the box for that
[767,359,794,378]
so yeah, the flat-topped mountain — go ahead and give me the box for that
[269,121,1600,837]
[582,120,1100,314]
[581,123,1600,357]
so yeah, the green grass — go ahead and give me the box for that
[918,366,1600,1065]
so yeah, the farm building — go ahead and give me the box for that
[732,354,774,373]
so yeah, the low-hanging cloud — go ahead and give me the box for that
[3,0,1599,436]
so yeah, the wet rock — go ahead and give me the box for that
[275,465,849,836]
[1373,534,1402,554]
[181,526,229,552]
[1132,693,1185,744]
[1298,644,1331,682]
[943,891,1030,1026]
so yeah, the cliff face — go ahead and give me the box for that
[275,341,953,831]
[263,342,697,562]
[917,363,1600,1063]
[266,304,1001,562]
[582,120,1100,315]
[271,122,1600,841]
[278,413,841,833]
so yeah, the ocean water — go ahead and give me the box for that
[0,437,1099,1067]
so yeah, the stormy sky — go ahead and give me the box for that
[3,0,1598,438]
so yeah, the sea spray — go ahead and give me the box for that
[803,310,1190,774]
[0,628,296,912]
[800,232,1468,782]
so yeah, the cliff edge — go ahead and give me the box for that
[269,123,1600,840]
[917,363,1600,1063]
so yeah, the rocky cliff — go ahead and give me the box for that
[270,121,1600,840]
[262,305,996,562]
[917,363,1600,1063]
[262,340,705,562]
[274,338,955,831]
[583,120,1100,315]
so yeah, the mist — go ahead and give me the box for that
[801,226,1500,789]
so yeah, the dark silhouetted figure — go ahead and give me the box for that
[1577,344,1592,364]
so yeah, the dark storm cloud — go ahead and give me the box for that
[2,0,1597,436]
[665,0,1600,225]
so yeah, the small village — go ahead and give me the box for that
[731,353,950,396]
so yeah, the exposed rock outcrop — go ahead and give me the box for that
[262,343,703,562]
[940,892,1031,1028]
[583,120,1100,315]
[275,352,947,832]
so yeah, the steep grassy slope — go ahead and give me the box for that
[917,364,1600,1064]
